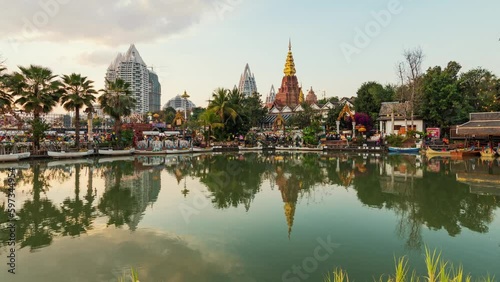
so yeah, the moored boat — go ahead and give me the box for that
[296,146,324,152]
[134,149,168,155]
[47,150,93,159]
[0,162,30,169]
[98,148,135,156]
[48,158,94,167]
[166,148,193,154]
[451,148,481,157]
[0,152,31,162]
[388,147,420,154]
[480,148,497,158]
[275,146,299,151]
[98,156,135,164]
[238,146,263,151]
[425,147,452,156]
[192,147,213,153]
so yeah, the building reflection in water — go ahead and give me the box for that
[1,152,500,253]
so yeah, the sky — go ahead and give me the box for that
[0,0,499,114]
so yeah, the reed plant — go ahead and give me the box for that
[324,247,494,282]
[118,268,139,282]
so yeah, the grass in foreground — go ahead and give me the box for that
[324,247,495,282]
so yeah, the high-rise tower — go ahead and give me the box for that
[238,63,258,96]
[106,44,161,113]
[274,40,302,108]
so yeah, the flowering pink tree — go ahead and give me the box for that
[347,112,373,132]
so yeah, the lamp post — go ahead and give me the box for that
[84,107,95,144]
[352,121,356,137]
[181,90,190,121]
[181,90,190,139]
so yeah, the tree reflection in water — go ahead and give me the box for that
[0,153,499,252]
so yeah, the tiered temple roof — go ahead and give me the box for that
[306,87,318,104]
[274,40,302,108]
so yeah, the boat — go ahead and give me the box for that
[166,148,193,154]
[480,148,497,158]
[296,146,324,152]
[192,147,214,153]
[0,162,30,169]
[0,152,31,162]
[388,147,420,154]
[450,148,481,157]
[425,147,452,156]
[134,149,168,155]
[238,146,263,151]
[48,158,94,167]
[98,148,135,156]
[275,146,299,151]
[98,156,135,164]
[47,150,94,159]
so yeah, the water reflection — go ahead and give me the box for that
[0,153,499,279]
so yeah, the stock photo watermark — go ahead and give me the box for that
[282,235,340,282]
[5,168,17,275]
[212,0,243,20]
[8,0,71,52]
[340,0,407,63]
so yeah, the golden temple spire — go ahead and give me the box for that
[283,39,296,76]
[284,202,296,239]
[298,88,304,104]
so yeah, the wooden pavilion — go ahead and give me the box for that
[455,112,500,145]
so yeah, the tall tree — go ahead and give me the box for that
[163,106,177,124]
[396,47,425,129]
[60,73,97,148]
[459,68,500,112]
[241,92,267,129]
[355,82,395,122]
[208,87,238,123]
[0,63,13,113]
[10,65,62,149]
[98,78,136,147]
[420,61,465,128]
[198,109,224,142]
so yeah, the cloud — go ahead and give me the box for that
[0,228,254,281]
[0,0,240,45]
[76,50,120,67]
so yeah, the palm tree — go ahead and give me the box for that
[98,78,136,147]
[199,109,224,143]
[9,65,62,149]
[208,87,238,123]
[0,64,13,113]
[60,73,97,148]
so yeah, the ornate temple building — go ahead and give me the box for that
[273,40,302,108]
[306,87,318,104]
[238,63,258,96]
[276,165,300,239]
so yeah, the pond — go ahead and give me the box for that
[1,152,500,281]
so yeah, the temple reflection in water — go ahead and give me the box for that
[1,152,500,281]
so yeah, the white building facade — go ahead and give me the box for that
[164,95,196,112]
[106,44,161,113]
[238,63,258,96]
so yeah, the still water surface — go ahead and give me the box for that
[1,152,500,281]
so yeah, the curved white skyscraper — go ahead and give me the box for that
[106,44,161,113]
[238,63,258,96]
